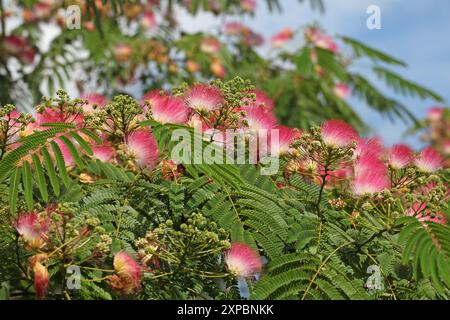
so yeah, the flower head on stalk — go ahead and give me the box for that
[224,243,262,278]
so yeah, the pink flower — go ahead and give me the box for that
[53,138,76,167]
[388,144,413,169]
[406,202,447,225]
[92,145,116,162]
[443,140,450,155]
[200,37,221,54]
[321,120,358,148]
[211,59,226,78]
[305,28,338,53]
[240,0,256,12]
[109,251,142,295]
[80,93,107,112]
[185,84,224,112]
[271,126,302,155]
[4,35,27,55]
[224,243,262,278]
[271,28,294,48]
[352,169,390,196]
[15,212,48,249]
[244,107,278,131]
[126,129,159,169]
[242,89,275,112]
[353,154,387,177]
[33,262,49,298]
[427,107,444,121]
[145,91,190,124]
[354,137,384,159]
[140,11,156,30]
[333,83,351,100]
[114,43,133,62]
[415,147,443,172]
[224,22,244,35]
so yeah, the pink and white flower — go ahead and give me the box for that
[240,0,256,12]
[352,169,390,196]
[388,144,413,169]
[224,243,262,278]
[271,28,294,48]
[244,107,277,131]
[427,107,444,122]
[33,261,49,298]
[333,83,351,100]
[354,137,384,159]
[140,11,156,30]
[80,93,108,112]
[144,90,190,124]
[92,144,116,162]
[125,129,159,169]
[305,28,338,53]
[271,126,302,156]
[200,37,221,54]
[185,84,224,112]
[15,212,48,249]
[321,120,358,148]
[415,147,443,172]
[109,251,142,295]
[242,89,275,112]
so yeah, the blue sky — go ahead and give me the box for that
[179,0,450,147]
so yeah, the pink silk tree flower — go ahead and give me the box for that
[33,261,49,298]
[80,93,108,112]
[272,125,302,155]
[271,28,294,48]
[185,84,225,112]
[200,37,221,54]
[353,137,384,159]
[388,144,413,169]
[125,129,159,169]
[244,107,278,131]
[224,22,244,35]
[240,0,256,12]
[333,83,351,100]
[242,89,275,112]
[427,107,444,121]
[352,169,390,196]
[321,120,358,148]
[92,144,116,163]
[140,11,156,30]
[224,243,262,278]
[109,251,142,295]
[415,147,443,172]
[15,212,48,249]
[144,91,190,124]
[4,35,28,55]
[211,59,226,78]
[353,154,387,177]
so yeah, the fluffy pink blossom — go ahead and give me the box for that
[224,243,262,278]
[33,261,49,298]
[80,93,107,112]
[406,202,447,225]
[224,22,244,35]
[126,129,159,169]
[321,120,358,148]
[354,137,384,159]
[271,126,302,155]
[185,84,224,112]
[271,28,294,48]
[352,169,390,196]
[427,107,444,121]
[92,144,116,162]
[443,140,450,155]
[388,144,413,169]
[4,35,27,55]
[200,37,221,54]
[143,90,190,124]
[140,11,156,30]
[242,89,275,112]
[15,212,48,249]
[109,251,142,295]
[305,28,338,53]
[244,107,278,131]
[333,83,351,100]
[240,0,256,12]
[211,59,226,78]
[415,147,443,172]
[353,154,387,177]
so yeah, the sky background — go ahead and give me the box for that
[178,0,450,148]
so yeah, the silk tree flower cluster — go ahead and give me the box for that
[1,79,448,300]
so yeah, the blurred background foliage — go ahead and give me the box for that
[0,0,444,132]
